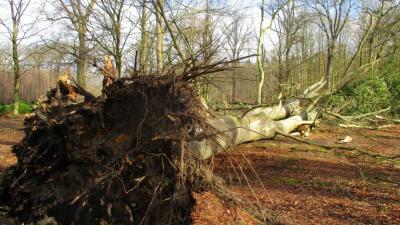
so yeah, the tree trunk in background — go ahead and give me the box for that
[12,23,20,115]
[285,45,291,81]
[155,0,164,73]
[115,52,122,79]
[326,42,334,90]
[114,27,122,79]
[77,31,87,88]
[231,68,237,103]
[37,67,41,99]
[2,57,7,103]
[256,0,265,105]
[57,0,96,88]
[202,0,212,64]
[140,0,148,74]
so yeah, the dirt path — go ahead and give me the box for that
[0,117,23,171]
[0,119,399,224]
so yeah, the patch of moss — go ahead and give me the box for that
[313,178,334,187]
[276,177,301,186]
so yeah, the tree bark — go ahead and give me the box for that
[77,31,87,88]
[155,0,164,73]
[12,22,20,116]
[140,0,148,73]
[326,43,334,90]
[256,0,265,105]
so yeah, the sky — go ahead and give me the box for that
[0,0,275,60]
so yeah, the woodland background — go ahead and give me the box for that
[0,0,400,116]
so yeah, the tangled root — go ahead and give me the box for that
[1,76,215,225]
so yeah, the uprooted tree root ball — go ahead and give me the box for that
[1,76,218,225]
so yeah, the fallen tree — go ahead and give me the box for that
[0,72,326,225]
[191,79,325,159]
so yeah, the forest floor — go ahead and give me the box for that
[0,117,399,225]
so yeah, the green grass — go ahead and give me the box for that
[0,102,37,115]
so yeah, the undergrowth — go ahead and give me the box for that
[0,102,37,115]
[326,57,400,117]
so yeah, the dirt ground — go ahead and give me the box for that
[0,117,399,225]
[0,117,23,171]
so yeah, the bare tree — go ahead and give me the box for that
[154,0,164,72]
[223,12,251,102]
[201,0,213,65]
[0,0,32,115]
[256,0,266,105]
[139,0,149,73]
[257,0,291,105]
[272,0,304,85]
[224,13,251,61]
[364,0,400,65]
[306,0,354,90]
[152,0,186,65]
[90,0,134,78]
[55,0,96,88]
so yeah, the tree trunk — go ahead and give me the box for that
[12,24,20,116]
[140,0,148,74]
[115,52,122,79]
[77,31,87,88]
[115,24,122,79]
[285,47,291,80]
[256,0,265,105]
[231,64,237,103]
[326,45,334,90]
[202,0,212,64]
[2,57,7,104]
[155,0,164,73]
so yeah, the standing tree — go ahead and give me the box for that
[223,12,251,102]
[139,0,149,74]
[55,0,96,88]
[257,0,266,105]
[257,0,291,105]
[0,0,32,115]
[224,13,251,62]
[306,0,353,90]
[272,0,304,87]
[201,0,213,64]
[90,0,133,78]
[154,0,165,72]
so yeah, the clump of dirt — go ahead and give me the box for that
[1,76,215,225]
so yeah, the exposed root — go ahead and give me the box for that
[0,76,217,225]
